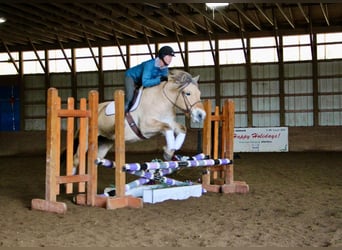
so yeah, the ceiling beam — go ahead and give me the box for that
[0,6,61,44]
[116,3,170,36]
[75,3,139,38]
[204,18,216,63]
[320,3,330,26]
[172,22,185,67]
[186,3,229,33]
[5,3,83,43]
[276,3,295,29]
[167,4,199,35]
[56,35,72,72]
[214,8,241,31]
[113,31,128,69]
[254,3,274,26]
[0,29,31,46]
[1,40,20,73]
[143,27,154,59]
[29,39,46,72]
[21,2,111,44]
[272,7,281,61]
[297,3,309,23]
[231,3,261,31]
[84,33,100,71]
[237,12,247,62]
[48,3,113,40]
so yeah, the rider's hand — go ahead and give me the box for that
[160,76,168,82]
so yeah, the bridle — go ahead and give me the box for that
[162,80,202,115]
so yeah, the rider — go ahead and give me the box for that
[124,45,175,112]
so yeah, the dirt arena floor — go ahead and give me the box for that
[0,151,341,247]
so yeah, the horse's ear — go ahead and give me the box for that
[192,75,200,84]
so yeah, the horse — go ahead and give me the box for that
[72,69,206,171]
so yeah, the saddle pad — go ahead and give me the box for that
[105,101,116,116]
[105,87,143,116]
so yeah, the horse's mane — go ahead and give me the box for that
[168,69,197,88]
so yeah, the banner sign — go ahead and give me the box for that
[234,127,288,152]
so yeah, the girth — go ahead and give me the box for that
[125,112,147,140]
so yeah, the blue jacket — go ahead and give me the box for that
[125,58,168,87]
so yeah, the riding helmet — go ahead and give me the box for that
[158,46,175,59]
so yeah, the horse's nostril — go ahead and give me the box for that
[199,111,206,121]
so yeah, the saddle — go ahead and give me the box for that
[127,86,142,113]
[105,87,146,139]
[105,87,143,116]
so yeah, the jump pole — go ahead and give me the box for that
[201,99,249,194]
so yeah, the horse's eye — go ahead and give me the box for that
[185,92,191,96]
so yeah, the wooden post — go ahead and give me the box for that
[201,99,220,192]
[202,99,211,187]
[224,100,234,185]
[78,98,87,193]
[32,88,104,213]
[106,90,143,209]
[201,98,249,194]
[114,90,126,197]
[87,90,99,206]
[66,97,74,193]
[31,88,67,214]
[47,88,60,201]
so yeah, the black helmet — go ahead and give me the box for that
[158,46,175,59]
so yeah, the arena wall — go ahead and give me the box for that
[1,126,342,156]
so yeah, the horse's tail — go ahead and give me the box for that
[60,130,80,168]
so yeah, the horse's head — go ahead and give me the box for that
[165,70,206,123]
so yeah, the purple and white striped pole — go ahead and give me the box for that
[123,158,231,171]
[125,178,150,191]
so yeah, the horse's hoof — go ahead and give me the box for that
[163,152,172,161]
[163,146,175,161]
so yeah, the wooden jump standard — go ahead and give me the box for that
[31,88,247,214]
[31,88,142,214]
[201,99,249,194]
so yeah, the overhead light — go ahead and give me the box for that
[205,3,229,9]
[0,17,6,23]
[206,3,229,19]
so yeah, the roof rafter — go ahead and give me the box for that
[48,3,114,40]
[0,5,70,44]
[231,3,261,31]
[254,3,274,26]
[276,3,295,29]
[297,3,310,24]
[26,3,110,41]
[320,3,330,26]
[167,4,199,35]
[116,3,170,36]
[186,3,229,33]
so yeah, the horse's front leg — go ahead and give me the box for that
[163,123,187,161]
[141,119,187,161]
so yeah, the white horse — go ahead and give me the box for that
[73,69,206,170]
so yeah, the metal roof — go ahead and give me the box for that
[0,2,341,52]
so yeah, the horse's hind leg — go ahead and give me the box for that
[97,136,114,160]
[72,146,81,175]
[73,136,113,174]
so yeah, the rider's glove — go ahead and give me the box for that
[160,76,168,82]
